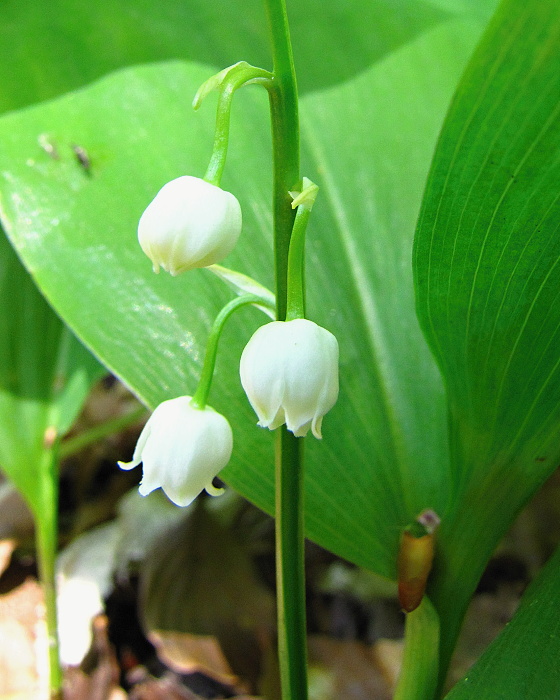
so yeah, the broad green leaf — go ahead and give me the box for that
[445,546,560,699]
[424,0,495,19]
[0,229,104,511]
[0,18,485,577]
[413,0,560,673]
[0,0,453,114]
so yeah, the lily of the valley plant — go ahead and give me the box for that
[0,0,556,697]
[120,16,338,698]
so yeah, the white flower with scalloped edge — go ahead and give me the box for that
[240,319,339,439]
[118,396,233,507]
[138,175,242,275]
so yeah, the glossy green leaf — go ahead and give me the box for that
[445,546,560,699]
[0,17,486,577]
[0,229,104,511]
[0,0,454,114]
[413,0,560,676]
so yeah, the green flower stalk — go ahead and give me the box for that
[193,61,273,187]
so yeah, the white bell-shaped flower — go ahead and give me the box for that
[240,319,339,439]
[118,396,233,507]
[138,176,242,275]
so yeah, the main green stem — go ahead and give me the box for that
[264,0,300,322]
[275,428,307,700]
[263,1,307,698]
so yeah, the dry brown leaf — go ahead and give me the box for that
[149,630,238,686]
[372,638,403,691]
[128,673,200,700]
[0,481,35,542]
[0,540,16,578]
[63,614,122,700]
[140,500,275,690]
[0,578,48,698]
[307,635,395,700]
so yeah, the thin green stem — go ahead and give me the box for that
[191,293,274,409]
[204,83,238,187]
[59,406,148,459]
[34,446,62,698]
[264,0,300,324]
[263,1,307,698]
[275,428,307,700]
[285,204,311,322]
[394,597,440,700]
[202,67,273,187]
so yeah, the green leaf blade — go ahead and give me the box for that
[413,0,560,680]
[445,547,560,700]
[415,0,560,479]
[0,0,463,114]
[0,230,104,508]
[0,17,486,576]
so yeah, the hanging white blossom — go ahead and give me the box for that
[240,319,339,439]
[138,176,242,275]
[119,396,233,506]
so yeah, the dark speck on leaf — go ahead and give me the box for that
[72,144,92,175]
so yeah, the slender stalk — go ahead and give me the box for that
[393,597,440,700]
[191,293,275,409]
[285,203,312,322]
[203,83,236,187]
[34,446,62,698]
[200,65,273,187]
[263,1,307,698]
[275,427,307,700]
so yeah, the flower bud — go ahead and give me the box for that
[118,396,233,507]
[138,176,242,275]
[240,319,339,439]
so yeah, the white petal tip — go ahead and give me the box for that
[138,480,158,497]
[311,416,324,439]
[163,489,201,507]
[205,483,225,497]
[289,420,312,438]
[118,460,139,471]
